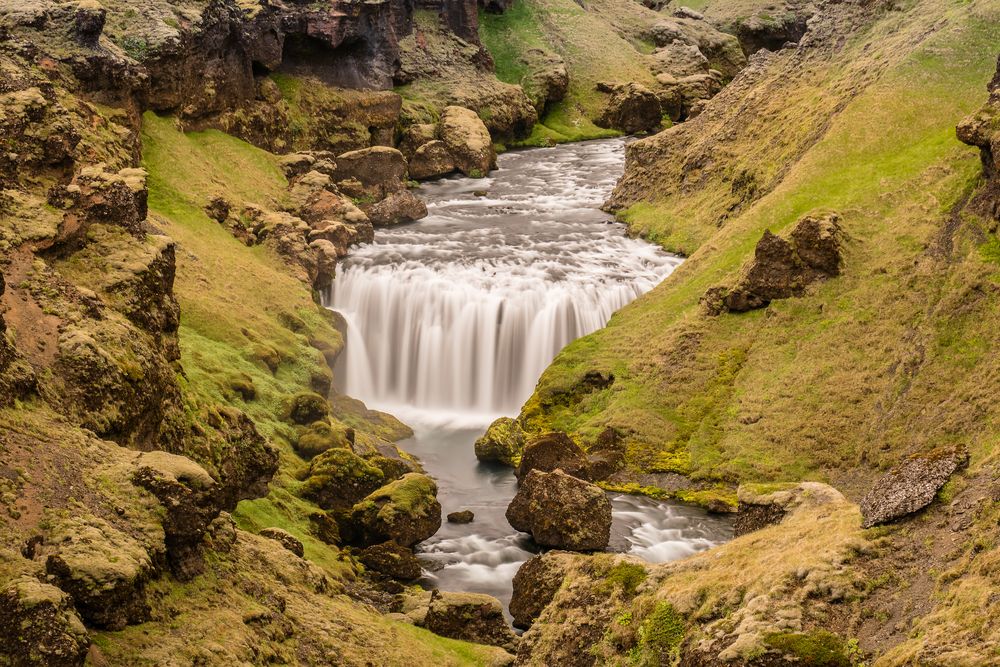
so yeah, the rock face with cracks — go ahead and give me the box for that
[859,449,967,528]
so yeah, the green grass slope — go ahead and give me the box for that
[519,0,1000,498]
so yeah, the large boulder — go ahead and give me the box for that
[860,450,967,528]
[506,469,612,551]
[341,473,442,547]
[357,541,422,580]
[365,189,428,226]
[0,576,90,666]
[408,140,456,181]
[44,517,155,630]
[515,431,591,481]
[300,447,386,510]
[439,106,496,177]
[703,213,843,314]
[474,417,526,466]
[423,590,518,652]
[596,82,663,135]
[331,146,408,199]
[510,552,573,630]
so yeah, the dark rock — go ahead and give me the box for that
[341,473,442,547]
[365,189,428,226]
[131,452,221,580]
[510,552,571,630]
[586,427,625,480]
[704,213,843,314]
[300,448,386,510]
[258,527,305,558]
[447,510,474,524]
[506,469,612,551]
[308,510,341,545]
[516,431,591,481]
[735,11,811,55]
[204,195,230,223]
[520,49,569,114]
[0,576,90,666]
[475,416,526,466]
[73,2,105,46]
[423,590,518,652]
[199,406,279,509]
[596,82,663,135]
[358,541,422,580]
[860,449,968,528]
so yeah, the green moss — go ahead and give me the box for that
[640,601,685,657]
[763,631,852,667]
[599,562,648,598]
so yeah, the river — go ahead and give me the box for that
[328,138,732,614]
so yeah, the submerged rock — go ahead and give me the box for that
[341,473,442,547]
[860,449,967,528]
[475,417,527,466]
[447,510,474,523]
[506,469,612,551]
[423,590,518,652]
[516,431,591,481]
[0,576,90,666]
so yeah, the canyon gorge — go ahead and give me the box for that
[1,0,999,665]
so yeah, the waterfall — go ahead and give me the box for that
[327,138,682,417]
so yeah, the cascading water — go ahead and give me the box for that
[327,139,732,614]
[331,139,680,417]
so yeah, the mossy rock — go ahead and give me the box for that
[474,416,526,466]
[763,630,852,667]
[285,392,331,425]
[300,448,385,510]
[295,420,351,459]
[342,473,442,547]
[0,575,90,666]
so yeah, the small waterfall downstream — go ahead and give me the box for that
[327,139,731,612]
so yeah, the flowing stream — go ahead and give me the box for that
[329,138,732,613]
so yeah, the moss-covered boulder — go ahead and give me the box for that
[408,140,457,180]
[285,392,332,425]
[423,590,518,652]
[510,552,573,630]
[439,106,495,177]
[506,469,612,551]
[300,448,385,510]
[294,420,352,459]
[516,431,591,481]
[0,575,90,666]
[341,473,442,547]
[44,517,156,630]
[474,417,526,466]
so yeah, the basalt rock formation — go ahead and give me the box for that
[507,469,612,551]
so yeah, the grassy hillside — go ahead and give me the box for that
[520,0,1000,497]
[479,0,661,143]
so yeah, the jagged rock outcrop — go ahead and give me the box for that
[596,82,663,135]
[520,49,569,115]
[423,590,518,652]
[475,416,526,465]
[340,473,442,547]
[647,15,746,80]
[859,449,967,528]
[957,55,1000,219]
[0,575,91,667]
[702,213,843,314]
[515,431,591,481]
[510,552,572,630]
[506,469,612,551]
